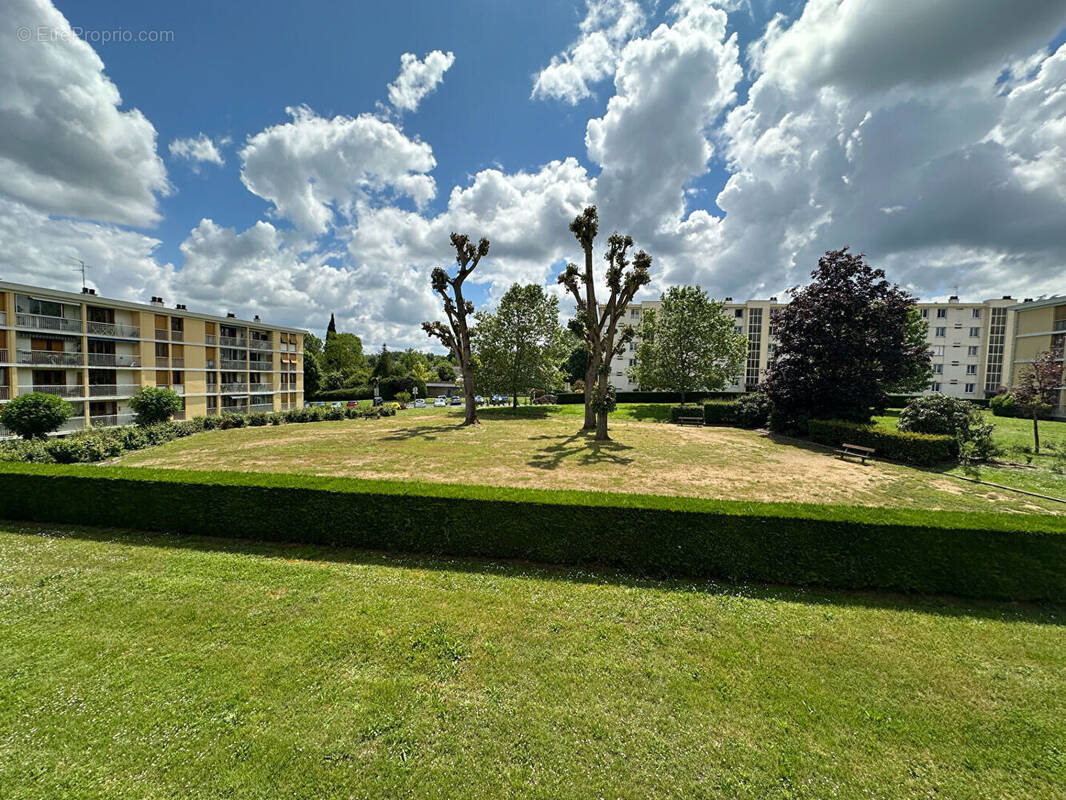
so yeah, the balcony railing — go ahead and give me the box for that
[156,384,185,395]
[0,386,9,400]
[90,413,136,428]
[1054,320,1066,332]
[155,356,169,368]
[15,313,82,333]
[89,384,136,397]
[206,359,217,369]
[248,361,273,372]
[88,352,140,367]
[171,330,184,342]
[87,321,140,338]
[171,358,185,368]
[205,334,217,345]
[173,410,186,421]
[154,329,169,340]
[219,336,247,348]
[249,404,274,413]
[0,349,7,363]
[221,383,248,393]
[21,384,83,398]
[220,359,247,370]
[17,349,83,366]
[249,339,272,351]
[248,383,274,393]
[0,310,7,325]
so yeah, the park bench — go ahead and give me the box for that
[675,414,704,426]
[836,442,875,464]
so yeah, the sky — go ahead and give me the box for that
[2,0,1066,349]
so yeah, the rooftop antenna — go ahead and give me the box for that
[67,256,92,291]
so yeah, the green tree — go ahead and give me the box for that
[128,386,183,426]
[423,233,489,426]
[304,332,324,359]
[473,283,570,408]
[0,393,72,439]
[1013,350,1063,454]
[303,350,322,397]
[436,362,457,382]
[562,342,589,386]
[323,331,367,375]
[629,286,746,405]
[411,360,432,387]
[371,345,397,381]
[890,308,934,394]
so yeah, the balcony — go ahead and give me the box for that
[219,336,247,348]
[87,321,140,338]
[15,313,81,333]
[88,352,140,367]
[249,403,274,413]
[249,383,274,393]
[0,310,6,325]
[90,413,136,428]
[1054,320,1066,332]
[157,384,185,395]
[221,383,248,394]
[89,384,136,397]
[17,349,83,366]
[154,328,169,340]
[155,357,169,368]
[173,410,186,421]
[220,359,247,370]
[21,384,83,398]
[205,334,217,345]
[171,358,185,368]
[0,349,7,363]
[248,361,273,372]
[249,339,272,351]
[0,386,9,400]
[171,330,184,342]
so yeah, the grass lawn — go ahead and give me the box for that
[874,410,1066,500]
[2,522,1065,799]
[117,406,1066,514]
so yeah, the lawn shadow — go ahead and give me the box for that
[9,521,1063,626]
[477,406,554,420]
[380,422,467,442]
[527,429,635,470]
[619,404,671,422]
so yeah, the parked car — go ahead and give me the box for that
[314,401,326,407]
[303,401,311,408]
[414,398,426,408]
[474,395,484,405]
[330,401,343,408]
[532,393,557,405]
[372,396,384,407]
[346,400,359,407]
[433,396,447,407]
[450,395,462,406]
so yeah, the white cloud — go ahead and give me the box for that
[239,105,437,234]
[532,0,646,104]
[0,0,169,226]
[387,50,456,113]
[169,134,226,166]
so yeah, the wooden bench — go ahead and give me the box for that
[676,415,704,426]
[836,443,875,464]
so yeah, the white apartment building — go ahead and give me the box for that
[607,294,1035,400]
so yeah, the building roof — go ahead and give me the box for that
[1008,295,1066,312]
[0,279,306,333]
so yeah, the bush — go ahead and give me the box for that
[702,401,737,425]
[734,392,772,429]
[128,387,183,426]
[310,387,375,403]
[218,413,245,429]
[556,390,742,405]
[0,393,73,439]
[246,412,270,427]
[807,420,953,466]
[2,464,1065,602]
[323,406,345,421]
[990,392,1020,418]
[898,394,998,460]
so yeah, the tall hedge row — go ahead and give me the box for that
[1,464,1064,601]
[557,390,743,405]
[807,420,953,466]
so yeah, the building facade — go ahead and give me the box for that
[606,294,1062,411]
[0,281,304,435]
[1009,296,1066,418]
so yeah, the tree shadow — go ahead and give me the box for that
[380,422,467,442]
[619,404,671,422]
[477,406,553,420]
[8,521,1063,625]
[527,429,635,470]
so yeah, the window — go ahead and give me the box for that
[968,346,978,357]
[734,309,744,318]
[965,383,975,393]
[630,308,639,318]
[937,309,947,318]
[155,342,168,358]
[969,327,980,337]
[932,345,945,357]
[935,327,946,337]
[966,364,977,375]
[931,382,942,392]
[628,359,636,367]
[920,309,928,318]
[972,309,981,318]
[933,363,943,374]
[628,341,636,351]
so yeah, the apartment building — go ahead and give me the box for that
[0,281,304,434]
[607,294,1055,402]
[1009,295,1066,418]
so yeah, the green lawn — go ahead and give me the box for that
[874,410,1066,500]
[2,522,1065,799]
[118,408,1066,514]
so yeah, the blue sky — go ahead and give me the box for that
[3,0,1066,346]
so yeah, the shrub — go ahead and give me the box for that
[310,387,375,403]
[395,391,412,407]
[1,464,1064,602]
[734,392,772,429]
[555,390,742,405]
[807,420,953,466]
[323,406,345,421]
[0,393,73,439]
[128,387,183,426]
[246,412,270,427]
[218,413,245,429]
[990,392,1019,417]
[269,412,284,426]
[669,405,704,423]
[898,394,998,459]
[702,401,737,425]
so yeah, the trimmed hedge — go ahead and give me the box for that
[807,420,953,466]
[885,394,990,409]
[557,390,743,405]
[703,401,738,425]
[310,387,375,402]
[1,464,1064,601]
[669,405,706,423]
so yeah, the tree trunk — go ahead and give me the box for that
[462,375,479,426]
[512,393,518,409]
[583,362,596,430]
[1033,412,1040,454]
[594,372,610,441]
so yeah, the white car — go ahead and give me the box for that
[414,398,426,408]
[433,396,447,407]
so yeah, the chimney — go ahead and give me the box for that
[81,287,91,294]
[1024,298,1033,303]
[254,314,261,322]
[226,312,236,318]
[89,289,96,295]
[725,297,733,302]
[175,303,186,310]
[150,296,164,307]
[769,296,778,302]
[1002,295,1012,300]
[948,295,959,302]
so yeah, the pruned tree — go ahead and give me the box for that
[474,283,570,408]
[1013,350,1063,454]
[558,206,651,440]
[629,286,746,405]
[423,233,489,426]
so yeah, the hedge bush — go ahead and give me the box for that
[807,420,953,466]
[1,463,1064,601]
[557,390,743,405]
[885,394,990,410]
[668,405,706,423]
[310,387,375,402]
[702,401,738,425]
[734,392,771,428]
